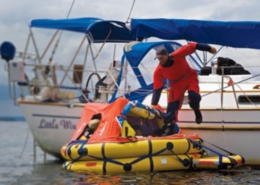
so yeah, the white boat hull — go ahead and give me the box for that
[20,99,260,165]
[181,129,259,166]
[178,109,260,166]
[19,101,83,158]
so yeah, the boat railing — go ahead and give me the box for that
[219,67,239,109]
[221,75,239,108]
[137,62,260,109]
[19,27,129,103]
[5,57,115,103]
[5,50,136,104]
[200,65,260,109]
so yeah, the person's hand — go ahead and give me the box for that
[149,104,160,115]
[209,46,217,54]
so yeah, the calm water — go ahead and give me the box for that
[1,121,260,185]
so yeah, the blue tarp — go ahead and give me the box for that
[30,17,142,43]
[130,18,260,49]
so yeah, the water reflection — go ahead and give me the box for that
[2,121,260,185]
[12,161,259,185]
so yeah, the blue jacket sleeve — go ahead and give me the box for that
[151,87,163,105]
[196,43,211,52]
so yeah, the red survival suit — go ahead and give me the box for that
[151,42,209,126]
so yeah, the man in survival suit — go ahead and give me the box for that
[150,42,217,135]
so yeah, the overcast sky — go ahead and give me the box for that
[1,0,260,115]
[1,0,260,77]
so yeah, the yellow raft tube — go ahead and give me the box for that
[61,137,204,161]
[64,154,244,173]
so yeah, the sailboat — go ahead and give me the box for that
[1,18,260,167]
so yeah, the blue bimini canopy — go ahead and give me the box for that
[30,17,142,43]
[124,41,198,68]
[130,18,260,49]
[109,41,199,103]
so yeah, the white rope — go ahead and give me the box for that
[18,127,30,158]
[220,106,229,152]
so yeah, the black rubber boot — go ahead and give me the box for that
[194,109,202,124]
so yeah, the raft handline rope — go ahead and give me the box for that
[64,140,89,167]
[202,139,235,155]
[165,142,191,167]
[194,140,240,166]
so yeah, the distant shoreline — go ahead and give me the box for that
[0,116,26,122]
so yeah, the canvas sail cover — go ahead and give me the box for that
[130,18,260,49]
[30,17,143,43]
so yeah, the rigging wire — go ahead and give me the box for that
[20,0,77,161]
[126,0,136,23]
[45,0,76,74]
